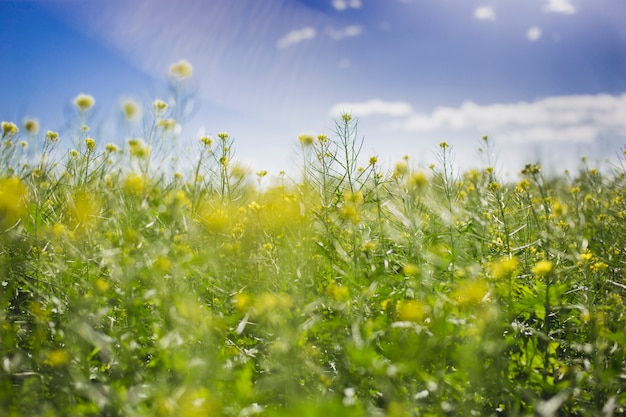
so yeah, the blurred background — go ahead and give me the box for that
[1,0,625,178]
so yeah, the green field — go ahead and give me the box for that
[1,89,625,416]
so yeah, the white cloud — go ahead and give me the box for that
[332,0,362,11]
[329,99,414,118]
[474,6,496,21]
[542,0,576,15]
[276,27,316,49]
[383,93,626,143]
[327,25,364,40]
[527,26,542,41]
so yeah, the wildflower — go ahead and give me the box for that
[452,279,490,307]
[232,292,251,312]
[201,136,213,147]
[85,137,96,152]
[45,130,59,142]
[121,99,141,120]
[489,256,519,280]
[531,259,553,277]
[256,170,268,177]
[44,349,69,367]
[339,204,359,224]
[393,161,408,178]
[69,149,79,157]
[369,156,378,165]
[69,190,99,232]
[123,172,146,196]
[1,121,19,138]
[74,93,95,112]
[153,99,168,115]
[343,190,363,205]
[94,278,110,293]
[298,134,314,146]
[326,282,350,302]
[397,300,426,322]
[158,118,177,131]
[168,59,193,79]
[482,135,489,141]
[128,138,150,158]
[317,134,328,143]
[439,141,449,149]
[105,143,119,153]
[23,119,39,134]
[590,261,608,273]
[153,255,171,272]
[219,156,228,167]
[488,181,500,191]
[408,171,428,191]
[0,177,29,226]
[341,112,352,123]
[360,240,377,253]
[403,263,420,277]
[521,163,541,175]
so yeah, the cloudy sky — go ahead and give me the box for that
[1,0,625,176]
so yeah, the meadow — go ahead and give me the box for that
[1,67,626,416]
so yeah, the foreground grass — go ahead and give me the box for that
[1,93,626,416]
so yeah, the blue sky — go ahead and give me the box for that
[1,0,625,176]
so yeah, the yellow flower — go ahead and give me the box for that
[45,130,59,142]
[45,349,70,367]
[217,132,229,140]
[168,59,193,79]
[69,190,99,232]
[0,177,29,227]
[489,256,519,280]
[488,181,500,191]
[397,300,426,322]
[94,278,110,293]
[393,161,408,178]
[298,134,314,146]
[128,138,150,158]
[360,240,376,253]
[74,93,95,112]
[341,112,352,123]
[153,255,171,272]
[579,250,593,262]
[153,99,168,115]
[403,263,420,277]
[105,143,119,153]
[408,171,428,191]
[123,172,146,196]
[1,121,19,138]
[201,136,213,147]
[452,279,490,307]
[23,118,39,134]
[157,118,177,131]
[439,141,449,149]
[121,99,141,120]
[85,137,96,151]
[531,260,553,277]
[326,282,350,302]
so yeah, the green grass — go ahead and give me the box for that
[1,87,626,417]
